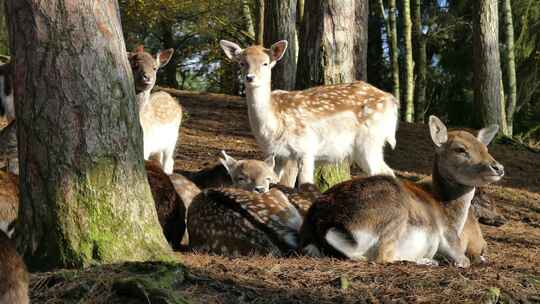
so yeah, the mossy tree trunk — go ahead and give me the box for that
[6,0,171,269]
[472,0,505,131]
[264,0,297,90]
[296,0,359,189]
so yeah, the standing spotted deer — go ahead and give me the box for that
[128,46,182,174]
[299,116,504,267]
[220,40,399,186]
[187,151,319,256]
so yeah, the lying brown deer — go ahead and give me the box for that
[299,116,503,267]
[0,228,29,304]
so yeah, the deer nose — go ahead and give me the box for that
[142,74,151,82]
[254,186,266,193]
[490,162,504,176]
[245,74,255,82]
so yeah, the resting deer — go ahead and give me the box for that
[128,46,182,174]
[187,151,319,256]
[220,40,398,186]
[299,116,504,267]
[0,228,29,304]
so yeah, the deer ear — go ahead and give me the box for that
[220,40,243,61]
[157,49,174,68]
[133,45,144,53]
[429,115,448,147]
[264,154,276,170]
[477,125,499,146]
[270,40,288,62]
[219,150,238,176]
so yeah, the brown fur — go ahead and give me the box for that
[0,230,29,304]
[0,171,18,230]
[145,160,186,250]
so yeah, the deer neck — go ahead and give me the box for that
[245,83,280,145]
[135,90,151,113]
[432,155,475,234]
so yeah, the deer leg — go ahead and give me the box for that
[298,155,315,184]
[439,232,471,268]
[162,147,175,175]
[275,157,298,187]
[353,140,394,177]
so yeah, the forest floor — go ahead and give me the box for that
[30,89,540,303]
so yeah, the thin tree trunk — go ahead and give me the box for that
[161,22,179,89]
[367,0,386,87]
[255,0,265,45]
[6,0,171,269]
[402,0,414,122]
[472,0,504,130]
[387,0,400,102]
[296,0,358,189]
[412,0,426,123]
[242,0,256,40]
[354,0,369,81]
[264,0,297,90]
[502,0,517,136]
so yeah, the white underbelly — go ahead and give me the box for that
[395,228,439,261]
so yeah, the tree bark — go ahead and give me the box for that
[472,0,504,131]
[402,0,414,122]
[412,0,426,123]
[255,0,265,45]
[502,0,517,136]
[264,0,297,90]
[387,0,400,103]
[354,0,369,81]
[161,22,179,89]
[296,0,360,189]
[242,0,256,40]
[6,0,171,269]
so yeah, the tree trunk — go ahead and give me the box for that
[472,0,504,130]
[296,0,359,189]
[387,0,400,103]
[412,0,426,123]
[161,22,179,89]
[502,0,517,136]
[255,0,265,45]
[264,0,297,90]
[242,0,256,40]
[367,0,386,87]
[6,0,171,269]
[402,0,414,122]
[354,0,369,81]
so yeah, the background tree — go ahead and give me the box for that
[472,0,506,132]
[296,0,359,190]
[6,0,171,269]
[385,0,400,102]
[264,0,298,90]
[354,0,369,81]
[402,0,415,122]
[502,0,517,136]
[412,0,426,123]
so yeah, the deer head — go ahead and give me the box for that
[429,116,504,188]
[219,150,280,193]
[0,62,14,120]
[128,45,174,94]
[219,40,287,89]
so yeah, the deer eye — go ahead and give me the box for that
[454,147,468,154]
[239,62,246,68]
[236,176,247,183]
[263,62,269,66]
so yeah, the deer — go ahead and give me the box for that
[187,151,320,256]
[219,40,399,187]
[299,116,504,268]
[0,228,29,304]
[128,46,183,174]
